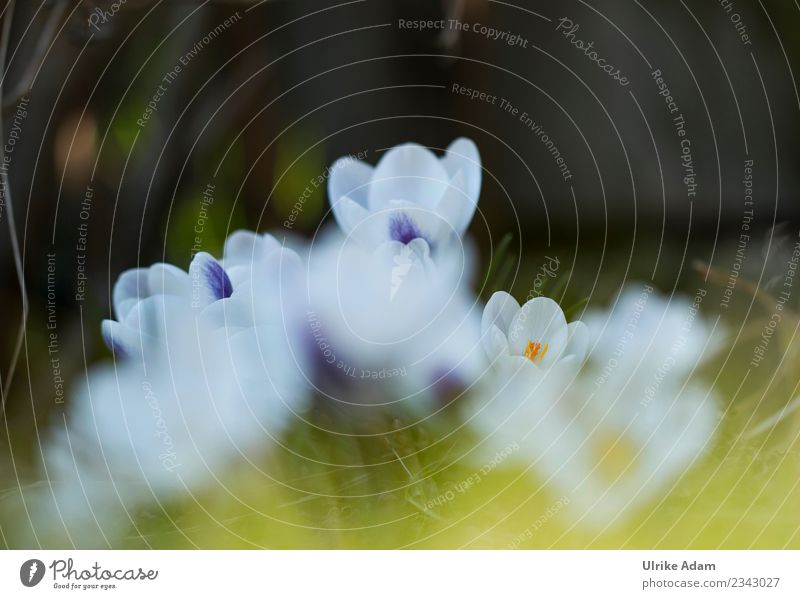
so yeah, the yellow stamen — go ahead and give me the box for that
[524,340,549,364]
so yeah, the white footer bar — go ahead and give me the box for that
[1,550,796,598]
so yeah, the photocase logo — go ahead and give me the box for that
[20,559,45,587]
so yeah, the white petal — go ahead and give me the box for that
[441,137,482,203]
[372,237,433,274]
[383,201,454,247]
[481,291,520,340]
[146,263,190,297]
[256,247,306,318]
[646,387,717,481]
[563,321,590,363]
[225,265,253,288]
[119,294,183,342]
[507,296,569,361]
[258,233,283,255]
[372,239,434,301]
[368,143,449,211]
[262,246,303,285]
[482,323,510,364]
[327,155,373,208]
[331,194,370,236]
[224,230,283,269]
[434,171,476,236]
[101,319,142,358]
[112,268,148,321]
[199,296,253,331]
[223,230,261,263]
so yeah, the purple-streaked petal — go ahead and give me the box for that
[101,320,131,358]
[191,252,233,303]
[388,212,428,245]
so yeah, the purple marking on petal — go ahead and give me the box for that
[388,212,426,245]
[102,325,128,359]
[202,258,233,300]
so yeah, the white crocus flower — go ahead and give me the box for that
[40,233,311,542]
[298,138,486,407]
[470,286,719,528]
[481,291,589,372]
[102,233,304,356]
[327,138,481,254]
[584,286,719,381]
[100,251,235,359]
[304,228,485,407]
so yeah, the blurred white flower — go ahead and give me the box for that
[298,138,486,407]
[327,138,481,255]
[43,232,311,536]
[470,286,719,527]
[304,228,485,406]
[102,233,305,357]
[481,291,589,372]
[584,285,719,384]
[217,230,308,331]
[100,251,232,358]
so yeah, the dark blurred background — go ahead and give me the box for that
[1,0,799,471]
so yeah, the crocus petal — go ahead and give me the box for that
[112,268,148,321]
[199,296,253,332]
[507,296,569,361]
[387,211,428,245]
[368,143,449,211]
[258,247,306,316]
[118,295,183,343]
[224,232,284,286]
[146,263,190,298]
[372,238,434,301]
[190,252,233,305]
[223,230,263,265]
[331,195,370,237]
[649,388,718,481]
[101,320,136,358]
[328,155,373,208]
[435,171,476,236]
[483,323,510,364]
[482,291,520,343]
[371,237,433,272]
[563,321,590,363]
[441,137,482,203]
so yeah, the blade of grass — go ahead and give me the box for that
[481,232,513,294]
[563,297,589,320]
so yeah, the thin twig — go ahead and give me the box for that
[2,0,69,112]
[694,259,780,315]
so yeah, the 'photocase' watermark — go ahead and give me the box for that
[142,380,181,472]
[87,0,128,32]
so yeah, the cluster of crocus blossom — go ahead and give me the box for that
[41,138,720,538]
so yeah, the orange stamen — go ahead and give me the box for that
[524,340,549,364]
